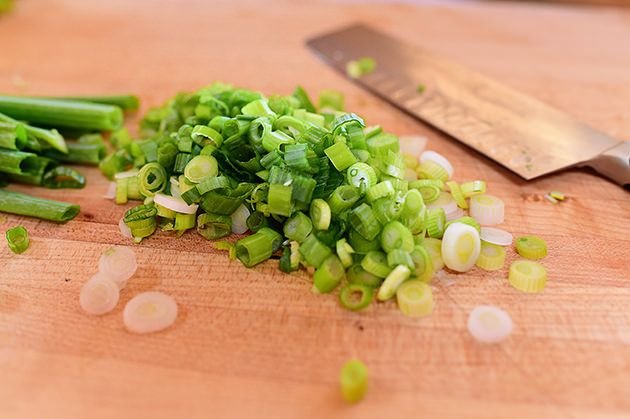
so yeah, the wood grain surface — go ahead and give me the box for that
[1,1,629,418]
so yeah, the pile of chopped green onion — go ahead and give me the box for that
[100,83,549,317]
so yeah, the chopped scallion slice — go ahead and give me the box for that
[467,305,513,343]
[469,194,505,226]
[339,359,368,403]
[377,264,411,301]
[441,223,481,272]
[475,242,506,271]
[310,198,331,230]
[5,225,29,254]
[396,280,433,317]
[339,283,373,311]
[508,260,547,293]
[515,235,547,260]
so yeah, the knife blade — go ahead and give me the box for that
[307,24,629,186]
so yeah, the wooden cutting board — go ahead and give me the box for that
[1,1,629,418]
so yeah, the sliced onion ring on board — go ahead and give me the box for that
[480,227,513,246]
[420,150,453,178]
[99,246,137,289]
[123,291,178,334]
[79,274,120,315]
[467,305,513,343]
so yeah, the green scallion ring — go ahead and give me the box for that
[338,283,373,311]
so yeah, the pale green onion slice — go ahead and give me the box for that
[123,291,178,334]
[476,241,506,271]
[460,180,486,198]
[310,198,331,230]
[231,204,250,235]
[469,194,504,226]
[508,260,547,293]
[423,238,444,272]
[153,193,198,215]
[346,162,377,190]
[98,246,137,289]
[441,223,481,272]
[339,359,368,403]
[184,155,218,183]
[420,150,453,178]
[515,235,547,260]
[479,227,513,246]
[336,238,355,268]
[169,176,181,199]
[377,264,411,301]
[79,273,120,315]
[467,305,513,343]
[396,280,434,317]
[427,192,458,215]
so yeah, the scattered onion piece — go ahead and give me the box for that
[441,223,481,272]
[79,274,120,315]
[467,305,513,343]
[420,150,453,178]
[153,193,198,214]
[469,194,504,226]
[480,227,513,246]
[98,246,137,289]
[123,291,178,334]
[445,208,465,222]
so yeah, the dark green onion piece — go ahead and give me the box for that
[348,227,381,254]
[381,221,414,253]
[292,86,316,113]
[42,166,86,189]
[0,189,79,223]
[0,112,67,153]
[137,162,167,197]
[246,211,269,233]
[197,213,232,240]
[235,227,282,268]
[0,149,42,175]
[6,225,29,254]
[339,283,373,311]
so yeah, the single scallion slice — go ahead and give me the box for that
[361,251,391,279]
[426,208,446,239]
[410,245,433,282]
[339,283,373,311]
[339,359,368,403]
[445,216,481,234]
[313,254,345,293]
[197,213,232,240]
[299,233,332,268]
[235,227,282,268]
[335,238,355,268]
[480,227,513,246]
[137,162,167,197]
[349,203,381,241]
[476,242,506,271]
[441,223,481,272]
[347,263,383,288]
[377,264,411,301]
[6,225,29,254]
[346,162,377,190]
[446,181,468,209]
[467,305,513,343]
[79,273,120,316]
[396,280,433,317]
[420,150,453,179]
[460,180,486,198]
[515,235,547,260]
[310,198,331,230]
[380,221,414,253]
[508,260,547,293]
[469,194,505,226]
[231,204,250,235]
[123,291,178,334]
[98,246,137,289]
[184,155,218,183]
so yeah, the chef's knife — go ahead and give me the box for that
[306,24,629,187]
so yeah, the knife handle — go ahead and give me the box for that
[582,142,630,188]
